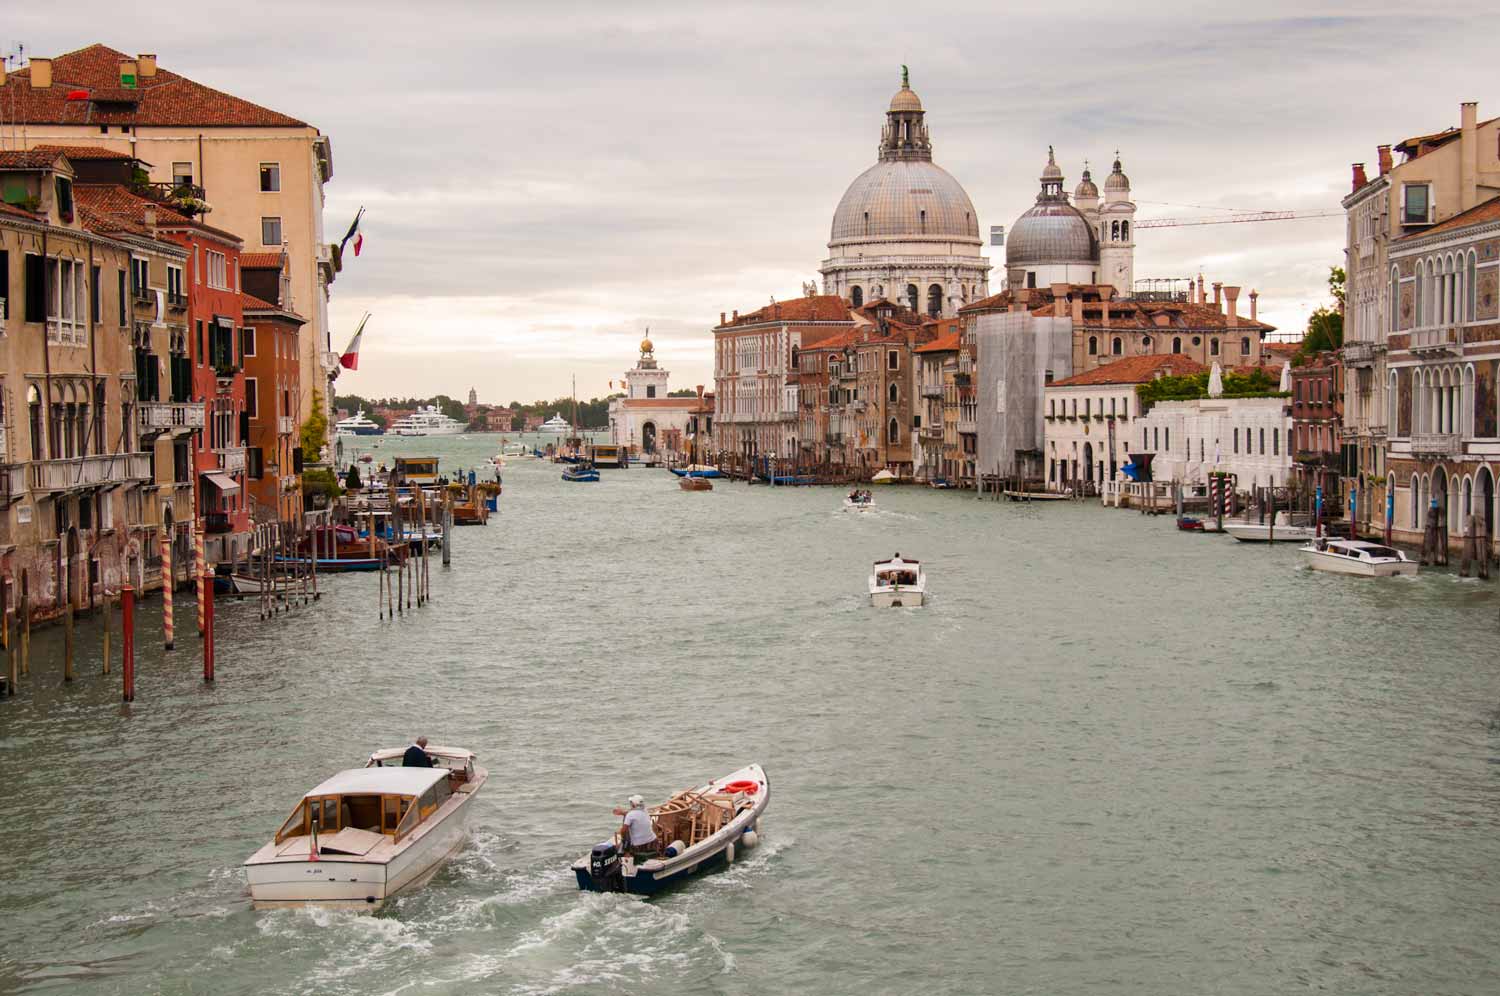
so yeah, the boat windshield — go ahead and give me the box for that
[275,793,416,843]
[876,568,919,585]
[1358,546,1399,558]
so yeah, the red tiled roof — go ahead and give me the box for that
[0,201,41,221]
[1263,342,1301,356]
[3,45,308,128]
[1049,354,1207,387]
[718,295,852,328]
[241,291,304,321]
[239,251,285,269]
[619,397,699,409]
[0,149,64,169]
[33,144,137,161]
[915,332,962,353]
[73,183,191,237]
[1397,193,1500,241]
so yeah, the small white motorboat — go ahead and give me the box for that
[843,488,875,512]
[243,746,486,911]
[1299,538,1418,577]
[869,554,925,607]
[572,764,769,896]
[1222,512,1317,543]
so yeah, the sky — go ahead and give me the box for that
[9,1,1498,403]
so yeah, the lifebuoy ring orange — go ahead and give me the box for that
[722,780,758,795]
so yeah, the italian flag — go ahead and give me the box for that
[339,206,365,258]
[340,313,369,370]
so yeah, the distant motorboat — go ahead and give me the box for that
[669,464,721,479]
[562,465,599,483]
[1223,515,1318,543]
[869,554,925,607]
[844,488,874,511]
[336,410,384,436]
[389,406,465,436]
[1300,538,1418,577]
[679,475,713,491]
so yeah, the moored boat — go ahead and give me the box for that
[244,746,487,911]
[572,764,768,896]
[1299,538,1418,577]
[869,553,925,607]
[562,464,599,482]
[679,475,713,491]
[870,469,897,485]
[669,464,722,479]
[538,413,572,434]
[1223,515,1318,543]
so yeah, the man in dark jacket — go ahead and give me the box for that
[403,737,434,767]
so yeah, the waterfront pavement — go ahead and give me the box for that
[1,434,1498,995]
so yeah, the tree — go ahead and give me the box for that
[344,463,363,490]
[1299,266,1346,358]
[300,387,329,464]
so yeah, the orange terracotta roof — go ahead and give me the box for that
[0,149,64,169]
[1049,354,1207,387]
[239,251,285,269]
[73,183,191,237]
[2,44,308,128]
[915,332,962,353]
[718,295,852,328]
[0,201,41,221]
[1263,342,1301,356]
[240,292,277,310]
[33,144,137,162]
[1398,193,1500,241]
[619,397,699,408]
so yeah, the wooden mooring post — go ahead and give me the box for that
[101,590,112,675]
[64,601,75,683]
[202,567,215,683]
[121,585,135,702]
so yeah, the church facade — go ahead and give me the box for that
[607,338,698,456]
[819,70,990,318]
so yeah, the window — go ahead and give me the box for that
[1172,337,1182,354]
[1165,427,1170,451]
[1026,271,1037,289]
[244,377,258,418]
[888,350,898,371]
[1466,251,1478,321]
[1233,428,1239,453]
[261,217,282,247]
[130,257,149,299]
[117,269,126,325]
[1210,338,1219,356]
[1402,183,1430,225]
[850,286,863,307]
[54,177,74,221]
[1111,337,1122,356]
[1259,428,1266,454]
[888,382,898,404]
[172,162,193,187]
[927,284,942,317]
[205,251,228,289]
[1141,336,1152,351]
[90,265,101,323]
[259,163,281,192]
[166,264,184,303]
[888,417,899,443]
[1240,337,1250,356]
[1088,336,1098,355]
[645,384,655,398]
[1272,428,1279,455]
[905,284,918,312]
[196,320,204,366]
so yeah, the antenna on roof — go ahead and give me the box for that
[1,42,27,152]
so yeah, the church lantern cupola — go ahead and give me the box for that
[880,66,932,162]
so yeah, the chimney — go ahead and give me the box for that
[137,53,158,78]
[719,312,725,326]
[1351,163,1368,193]
[1224,286,1240,324]
[1249,289,1258,322]
[30,58,52,89]
[119,59,139,88]
[1071,294,1084,322]
[1460,101,1478,209]
[143,204,157,235]
[1212,282,1223,312]
[732,309,738,320]
[1196,274,1205,305]
[1377,145,1393,176]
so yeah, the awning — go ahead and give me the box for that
[202,471,240,494]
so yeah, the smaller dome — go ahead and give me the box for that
[889,85,922,113]
[1040,146,1062,181]
[1104,155,1130,192]
[1074,166,1098,199]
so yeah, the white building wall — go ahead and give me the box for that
[1136,397,1292,490]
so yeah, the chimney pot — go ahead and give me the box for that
[1196,274,1205,305]
[1249,290,1258,322]
[1351,163,1368,192]
[732,309,738,320]
[0,62,7,86]
[719,312,725,326]
[1212,282,1223,310]
[137,53,157,78]
[30,57,52,89]
[1377,145,1393,176]
[1225,286,1241,324]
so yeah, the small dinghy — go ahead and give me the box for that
[572,764,769,896]
[679,476,713,491]
[244,746,486,911]
[869,553,925,607]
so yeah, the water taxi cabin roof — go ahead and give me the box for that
[367,745,475,763]
[304,767,447,798]
[874,556,919,566]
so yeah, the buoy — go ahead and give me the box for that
[665,839,687,857]
[725,843,735,865]
[741,830,759,848]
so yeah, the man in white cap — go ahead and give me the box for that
[611,794,658,857]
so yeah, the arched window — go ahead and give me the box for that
[1390,266,1400,334]
[1240,337,1250,356]
[1467,251,1478,320]
[1142,336,1152,352]
[1172,337,1182,354]
[919,209,927,233]
[927,284,943,317]
[887,417,900,444]
[1121,220,1129,241]
[888,382,898,404]
[1111,336,1122,355]
[1088,336,1098,355]
[1272,428,1279,456]
[906,284,919,312]
[1210,338,1220,356]
[1410,474,1420,528]
[850,285,863,308]
[863,211,870,237]
[1111,220,1120,241]
[1414,261,1424,326]
[28,384,44,460]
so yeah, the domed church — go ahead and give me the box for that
[820,69,990,318]
[1005,148,1135,296]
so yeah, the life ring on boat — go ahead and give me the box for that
[721,780,758,795]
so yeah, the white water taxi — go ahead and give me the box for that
[1299,538,1418,578]
[243,746,486,911]
[1223,513,1318,543]
[869,554,925,607]
[572,764,769,896]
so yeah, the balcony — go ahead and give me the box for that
[138,402,205,435]
[166,291,188,311]
[920,426,943,440]
[1410,432,1460,456]
[216,446,247,473]
[1343,341,1381,367]
[0,463,17,505]
[131,282,153,304]
[203,512,232,535]
[957,420,977,435]
[136,181,210,217]
[920,384,943,399]
[278,415,296,435]
[31,453,153,493]
[1410,327,1461,355]
[280,475,299,494]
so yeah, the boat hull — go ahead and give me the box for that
[1224,523,1318,543]
[869,585,925,607]
[1300,550,1418,577]
[669,468,722,478]
[562,471,599,482]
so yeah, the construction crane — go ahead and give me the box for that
[1135,209,1343,230]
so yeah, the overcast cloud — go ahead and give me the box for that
[10,1,1497,402]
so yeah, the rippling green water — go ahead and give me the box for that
[2,432,1498,995]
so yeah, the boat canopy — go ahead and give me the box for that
[303,767,448,799]
[367,745,475,765]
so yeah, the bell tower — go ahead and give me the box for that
[625,335,670,400]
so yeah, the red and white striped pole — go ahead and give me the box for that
[161,526,174,650]
[195,525,206,636]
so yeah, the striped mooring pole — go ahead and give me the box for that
[161,525,174,650]
[195,525,206,636]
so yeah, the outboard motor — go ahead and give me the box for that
[589,841,624,892]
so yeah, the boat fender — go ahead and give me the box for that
[665,839,687,858]
[722,780,759,795]
[725,842,735,865]
[741,830,758,849]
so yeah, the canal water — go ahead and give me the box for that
[2,433,1498,996]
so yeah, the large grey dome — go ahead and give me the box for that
[830,159,980,246]
[1006,201,1098,266]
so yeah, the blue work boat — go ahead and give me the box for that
[562,465,599,482]
[573,764,768,897]
[669,465,721,479]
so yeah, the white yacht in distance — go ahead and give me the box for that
[335,410,384,436]
[389,406,466,436]
[538,413,572,434]
[244,746,487,911]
